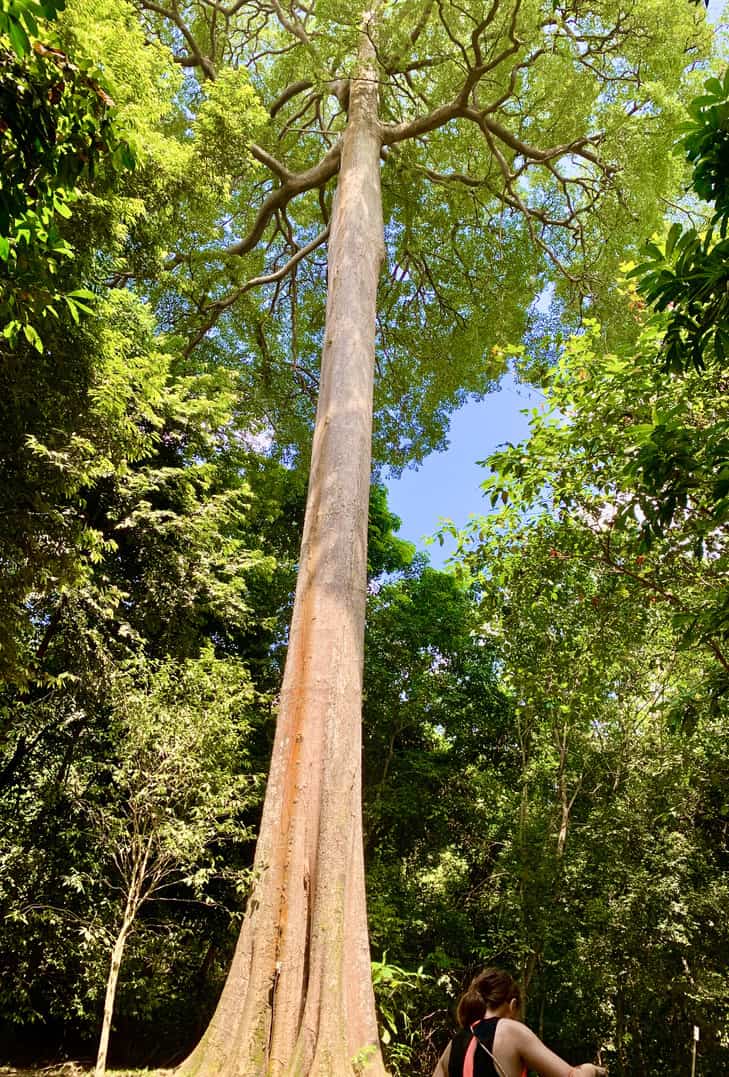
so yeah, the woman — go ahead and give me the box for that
[432,968,607,1077]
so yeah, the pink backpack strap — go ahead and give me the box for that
[462,1032,478,1077]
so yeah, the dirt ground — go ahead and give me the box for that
[0,1067,171,1077]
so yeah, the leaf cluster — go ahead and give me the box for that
[631,70,729,373]
[0,1,134,347]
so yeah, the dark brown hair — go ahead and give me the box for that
[456,968,522,1028]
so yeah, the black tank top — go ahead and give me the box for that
[448,1017,500,1076]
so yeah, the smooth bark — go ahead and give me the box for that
[179,20,387,1077]
[95,894,137,1077]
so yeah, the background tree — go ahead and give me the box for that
[0,3,282,1058]
[362,566,514,1075]
[90,653,259,1077]
[443,214,729,1070]
[446,509,729,1073]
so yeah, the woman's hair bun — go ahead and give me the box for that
[456,967,521,1028]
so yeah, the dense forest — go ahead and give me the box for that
[1,0,728,1075]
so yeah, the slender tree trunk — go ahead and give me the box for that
[615,987,625,1077]
[179,21,386,1077]
[520,949,539,1017]
[556,726,570,860]
[95,897,136,1077]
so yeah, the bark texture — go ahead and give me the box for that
[178,23,386,1077]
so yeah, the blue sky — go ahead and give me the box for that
[385,377,539,568]
[386,0,726,569]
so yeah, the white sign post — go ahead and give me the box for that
[691,1025,700,1077]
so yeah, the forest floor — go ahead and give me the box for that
[0,1068,171,1077]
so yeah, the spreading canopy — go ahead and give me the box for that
[135,0,710,466]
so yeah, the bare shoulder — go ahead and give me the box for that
[497,1019,573,1077]
[494,1017,532,1045]
[500,1019,551,1046]
[492,1020,531,1077]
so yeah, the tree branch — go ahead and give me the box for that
[224,142,340,256]
[380,100,463,146]
[137,0,217,79]
[269,78,314,117]
[250,144,292,180]
[184,225,330,356]
[270,0,310,44]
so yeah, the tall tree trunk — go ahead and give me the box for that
[179,22,386,1077]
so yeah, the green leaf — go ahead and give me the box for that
[22,323,43,353]
[20,8,38,37]
[39,0,66,15]
[665,223,682,258]
[8,18,30,57]
[64,296,80,324]
[53,199,73,220]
